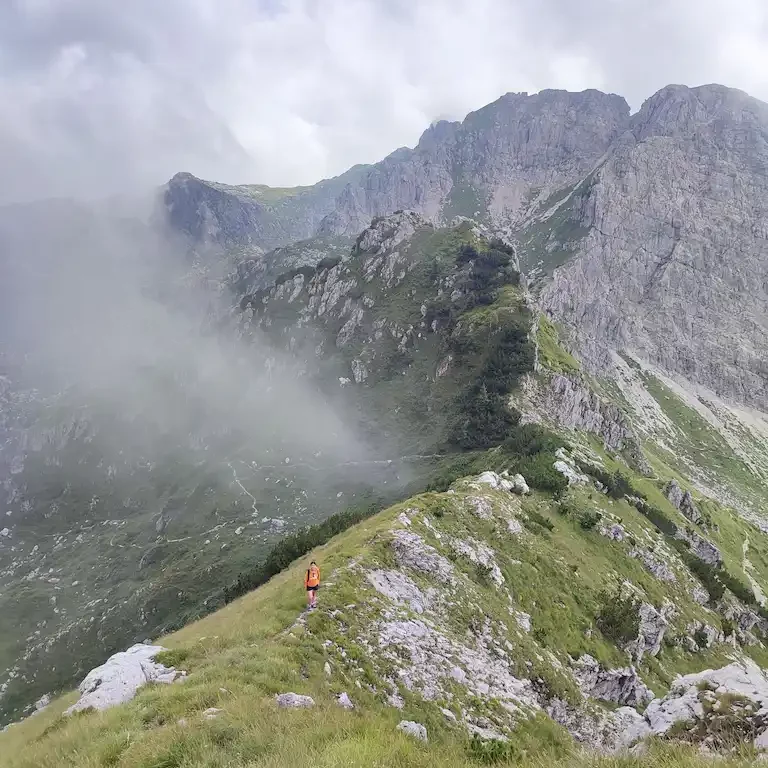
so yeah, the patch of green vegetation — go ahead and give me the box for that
[639,372,762,499]
[596,590,641,645]
[516,194,592,275]
[536,314,580,375]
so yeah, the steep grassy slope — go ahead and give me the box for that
[3,461,767,767]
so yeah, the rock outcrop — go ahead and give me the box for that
[665,480,703,526]
[643,658,768,747]
[627,603,671,662]
[65,644,185,714]
[542,84,768,411]
[573,655,654,707]
[275,693,315,709]
[319,90,629,236]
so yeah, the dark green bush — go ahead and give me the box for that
[579,509,602,530]
[456,244,479,264]
[596,590,641,645]
[449,325,535,450]
[503,423,562,456]
[516,452,568,494]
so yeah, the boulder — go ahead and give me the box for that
[573,654,654,707]
[203,707,223,720]
[511,474,530,495]
[275,692,315,708]
[476,471,504,490]
[337,692,354,710]
[397,720,428,742]
[65,644,186,714]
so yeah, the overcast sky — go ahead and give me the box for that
[2,0,768,203]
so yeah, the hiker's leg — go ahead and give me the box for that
[307,589,312,607]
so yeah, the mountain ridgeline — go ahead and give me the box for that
[1,81,768,753]
[167,83,768,411]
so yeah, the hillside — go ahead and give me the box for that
[4,451,768,766]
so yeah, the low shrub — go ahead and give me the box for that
[596,590,641,645]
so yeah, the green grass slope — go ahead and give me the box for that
[4,461,767,767]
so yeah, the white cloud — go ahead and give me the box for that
[1,0,767,202]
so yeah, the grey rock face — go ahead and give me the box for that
[319,90,629,235]
[665,479,685,509]
[676,528,722,566]
[390,530,455,582]
[628,603,670,662]
[629,547,677,582]
[665,480,703,526]
[164,166,369,251]
[573,654,654,707]
[542,84,768,411]
[520,372,650,473]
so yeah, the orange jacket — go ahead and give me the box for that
[305,564,320,588]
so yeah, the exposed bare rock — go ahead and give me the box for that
[337,692,354,710]
[573,655,654,707]
[275,693,315,709]
[676,528,722,566]
[547,698,651,752]
[627,603,671,663]
[65,644,186,714]
[397,720,427,741]
[366,569,431,614]
[644,658,768,746]
[390,530,454,582]
[629,547,677,582]
[319,90,629,236]
[665,480,703,526]
[542,84,768,411]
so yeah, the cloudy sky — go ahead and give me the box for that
[2,0,768,203]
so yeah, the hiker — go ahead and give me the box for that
[305,560,320,609]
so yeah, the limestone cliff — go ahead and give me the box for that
[540,84,768,411]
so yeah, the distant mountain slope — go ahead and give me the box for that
[164,163,370,251]
[540,84,768,411]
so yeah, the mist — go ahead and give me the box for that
[0,196,371,497]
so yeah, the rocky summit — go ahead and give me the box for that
[1,83,768,768]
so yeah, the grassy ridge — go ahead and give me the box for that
[2,476,765,767]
